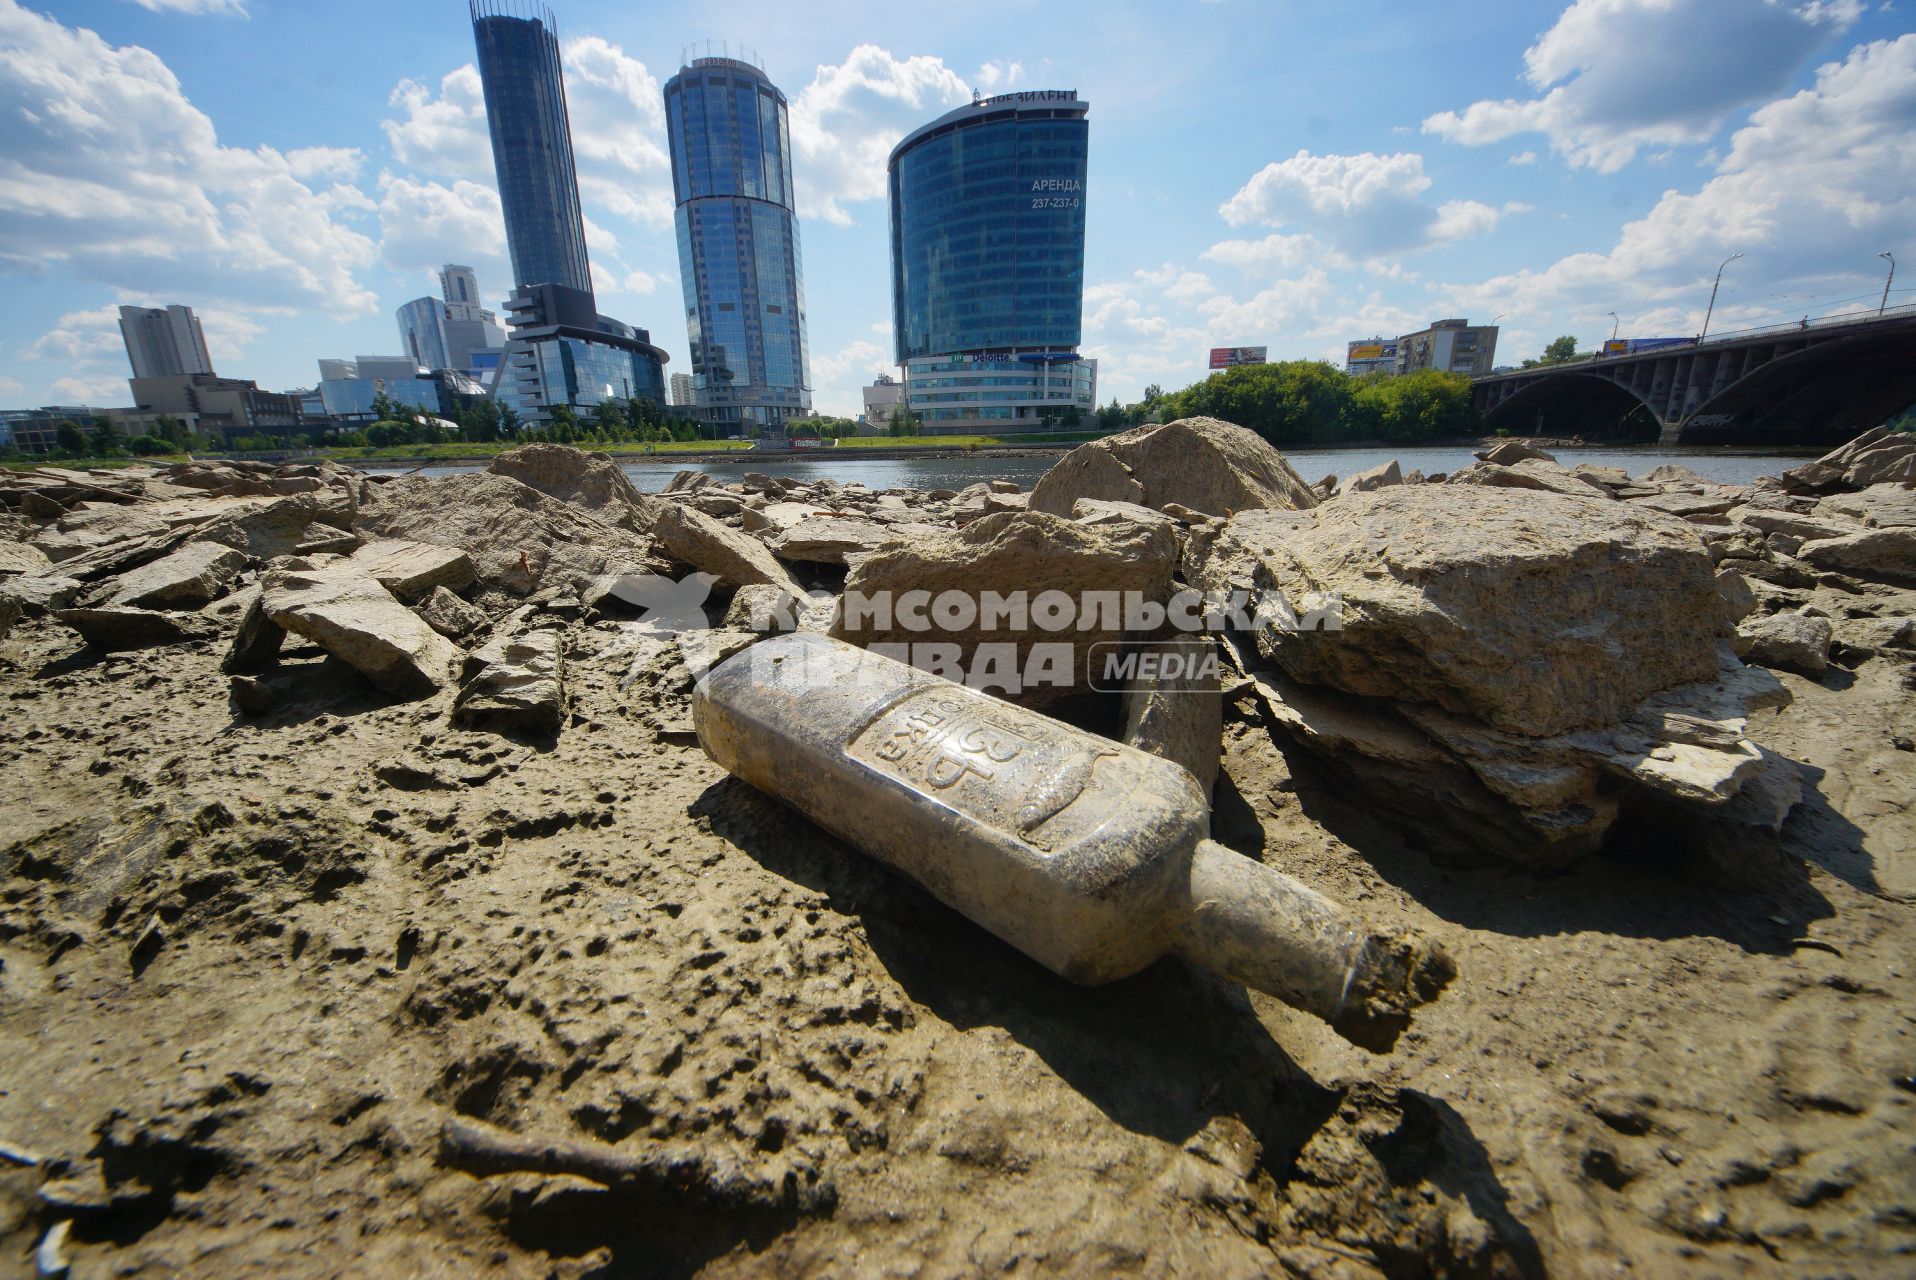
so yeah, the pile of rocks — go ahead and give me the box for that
[4,424,1910,874]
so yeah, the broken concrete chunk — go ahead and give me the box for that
[1737,612,1833,676]
[104,541,246,609]
[417,585,489,639]
[455,629,565,735]
[1341,460,1402,494]
[1030,417,1318,518]
[261,561,460,699]
[350,539,478,602]
[55,606,220,651]
[652,500,801,592]
[0,541,53,576]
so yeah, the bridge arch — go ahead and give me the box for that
[1678,328,1916,444]
[1480,370,1661,441]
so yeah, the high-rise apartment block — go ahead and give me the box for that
[118,305,214,380]
[663,57,812,433]
[888,91,1095,433]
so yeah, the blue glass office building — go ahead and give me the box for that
[888,91,1095,433]
[470,2,592,295]
[664,58,811,433]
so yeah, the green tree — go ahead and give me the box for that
[886,402,920,437]
[54,419,88,456]
[1540,335,1579,365]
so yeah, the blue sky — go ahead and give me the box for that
[2,0,1912,416]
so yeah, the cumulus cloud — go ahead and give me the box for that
[1422,0,1866,171]
[1441,35,1916,334]
[121,0,246,14]
[1219,150,1502,254]
[384,66,493,179]
[808,337,893,414]
[374,173,505,279]
[789,45,971,225]
[0,1,378,315]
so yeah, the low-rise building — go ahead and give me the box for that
[861,374,903,433]
[127,374,302,442]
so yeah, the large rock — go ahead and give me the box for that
[1,574,84,615]
[417,585,489,639]
[1244,651,1795,866]
[1188,485,1724,737]
[1781,426,1916,493]
[455,630,565,735]
[1475,440,1556,466]
[1737,612,1832,676]
[768,515,928,565]
[350,539,477,602]
[652,500,801,591]
[196,494,320,558]
[103,541,246,610]
[1029,417,1318,519]
[260,560,460,699]
[1449,459,1611,500]
[487,444,656,531]
[833,510,1179,704]
[54,606,220,651]
[1341,460,1402,494]
[0,592,18,642]
[1816,483,1916,529]
[353,472,666,596]
[1797,526,1916,584]
[0,541,53,576]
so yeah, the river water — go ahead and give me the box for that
[387,443,1821,494]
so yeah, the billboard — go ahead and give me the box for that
[1603,337,1694,356]
[1346,342,1398,361]
[1209,346,1268,369]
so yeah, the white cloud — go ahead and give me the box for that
[1202,232,1345,273]
[975,60,1023,91]
[1422,0,1866,171]
[789,45,971,225]
[809,337,894,415]
[50,374,129,402]
[383,66,493,178]
[374,173,506,279]
[0,374,24,398]
[121,0,246,14]
[24,305,125,365]
[0,1,378,315]
[1440,35,1916,335]
[1508,150,1539,165]
[1219,151,1503,254]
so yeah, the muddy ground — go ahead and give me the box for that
[1,572,1913,1277]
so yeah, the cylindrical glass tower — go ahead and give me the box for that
[470,1,593,296]
[663,57,812,433]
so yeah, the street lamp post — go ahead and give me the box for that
[1700,253,1741,343]
[1881,252,1896,316]
[1608,311,1619,342]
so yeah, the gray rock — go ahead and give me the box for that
[768,515,901,565]
[350,538,477,602]
[417,585,488,639]
[261,561,460,699]
[0,592,17,642]
[0,541,53,576]
[103,541,246,609]
[1187,485,1724,738]
[55,606,219,650]
[1029,417,1319,518]
[1,574,84,615]
[833,510,1179,705]
[222,586,285,674]
[1797,526,1916,583]
[1341,459,1402,494]
[1715,568,1757,625]
[1816,482,1916,528]
[487,443,656,531]
[1476,439,1556,466]
[196,494,320,558]
[455,630,565,734]
[229,674,277,717]
[653,499,802,591]
[1737,612,1833,675]
[1449,459,1611,500]
[1782,426,1916,493]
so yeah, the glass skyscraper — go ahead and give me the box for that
[469,3,669,424]
[663,57,811,433]
[888,91,1095,434]
[470,2,591,295]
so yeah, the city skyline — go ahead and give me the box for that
[1,0,1912,417]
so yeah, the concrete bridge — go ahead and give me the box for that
[1471,306,1916,444]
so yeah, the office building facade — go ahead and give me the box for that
[470,2,591,296]
[492,283,668,421]
[118,305,214,380]
[889,91,1094,433]
[397,297,453,373]
[1394,319,1499,377]
[663,57,811,433]
[396,266,506,377]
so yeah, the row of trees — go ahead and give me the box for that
[784,416,858,439]
[1124,360,1480,445]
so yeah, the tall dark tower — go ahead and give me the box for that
[663,57,812,434]
[470,1,593,297]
